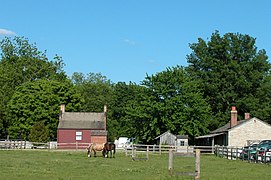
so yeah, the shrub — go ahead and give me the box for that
[28,121,49,143]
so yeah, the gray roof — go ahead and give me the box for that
[91,130,108,136]
[176,135,189,139]
[154,131,189,140]
[154,131,174,139]
[197,117,271,139]
[58,112,105,129]
[211,119,247,134]
[196,132,225,139]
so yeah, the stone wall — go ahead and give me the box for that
[228,118,271,146]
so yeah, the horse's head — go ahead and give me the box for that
[102,146,107,157]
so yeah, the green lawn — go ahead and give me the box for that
[0,150,270,180]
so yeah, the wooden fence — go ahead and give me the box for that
[0,141,90,150]
[124,144,214,156]
[168,149,200,179]
[215,146,271,164]
[0,140,34,149]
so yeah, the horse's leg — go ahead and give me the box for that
[104,149,108,158]
[94,149,97,157]
[102,149,105,157]
[87,150,91,157]
[113,145,116,158]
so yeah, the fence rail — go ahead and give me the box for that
[124,144,214,156]
[168,149,200,179]
[0,140,57,150]
[215,146,271,164]
[0,140,92,150]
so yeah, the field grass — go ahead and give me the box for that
[0,150,270,180]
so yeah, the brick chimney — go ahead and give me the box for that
[244,113,250,120]
[60,104,65,113]
[103,105,107,130]
[60,104,65,119]
[230,106,238,128]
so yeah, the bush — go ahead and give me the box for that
[28,121,49,143]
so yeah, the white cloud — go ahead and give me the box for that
[0,29,16,36]
[123,39,136,45]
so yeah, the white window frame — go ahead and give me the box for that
[76,131,82,141]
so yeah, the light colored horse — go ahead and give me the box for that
[87,143,105,157]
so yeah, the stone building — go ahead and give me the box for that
[196,106,271,147]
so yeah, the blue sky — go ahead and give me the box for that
[1,0,271,83]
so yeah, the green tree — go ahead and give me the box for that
[0,36,67,138]
[28,121,49,143]
[125,66,212,143]
[186,31,271,128]
[7,79,82,140]
[249,75,271,124]
[107,82,146,141]
[71,72,114,112]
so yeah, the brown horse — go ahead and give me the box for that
[103,142,116,158]
[87,143,105,157]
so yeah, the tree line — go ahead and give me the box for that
[0,31,270,144]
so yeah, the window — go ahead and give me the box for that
[180,141,185,146]
[76,131,82,141]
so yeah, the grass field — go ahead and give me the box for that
[0,150,270,180]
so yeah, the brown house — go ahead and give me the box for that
[196,106,271,147]
[57,104,108,149]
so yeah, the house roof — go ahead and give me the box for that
[196,116,271,140]
[210,117,271,134]
[58,112,105,129]
[211,119,247,134]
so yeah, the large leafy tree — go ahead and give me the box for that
[6,79,82,140]
[71,72,114,112]
[107,82,146,141]
[0,36,67,138]
[186,31,271,128]
[125,66,212,143]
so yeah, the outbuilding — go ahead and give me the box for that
[154,131,189,146]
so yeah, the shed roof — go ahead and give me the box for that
[154,131,174,140]
[176,135,189,139]
[58,112,105,129]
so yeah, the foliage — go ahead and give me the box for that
[0,36,67,138]
[186,31,271,128]
[107,82,146,141]
[71,72,114,112]
[125,66,212,143]
[7,79,82,140]
[28,121,49,143]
